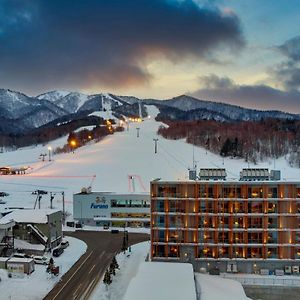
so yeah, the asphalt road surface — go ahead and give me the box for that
[43,230,149,300]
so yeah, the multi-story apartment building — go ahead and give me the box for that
[150,169,300,273]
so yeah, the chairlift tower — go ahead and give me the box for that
[138,101,142,119]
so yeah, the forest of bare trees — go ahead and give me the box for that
[157,119,300,167]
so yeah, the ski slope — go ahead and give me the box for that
[0,105,299,216]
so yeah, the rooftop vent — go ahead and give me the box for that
[199,168,227,181]
[270,170,281,181]
[189,170,197,180]
[240,168,269,181]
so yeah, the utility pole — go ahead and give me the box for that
[62,191,65,226]
[153,138,159,154]
[38,195,42,209]
[40,153,47,162]
[136,127,140,138]
[50,192,54,209]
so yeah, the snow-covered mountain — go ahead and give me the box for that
[37,90,70,102]
[1,88,300,135]
[0,89,41,119]
[144,95,300,122]
[38,91,90,114]
[78,93,125,113]
[0,89,68,133]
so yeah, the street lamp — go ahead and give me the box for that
[121,224,128,253]
[48,146,52,161]
[70,140,76,153]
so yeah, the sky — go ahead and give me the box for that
[0,0,300,113]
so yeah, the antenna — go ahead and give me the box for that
[192,143,195,169]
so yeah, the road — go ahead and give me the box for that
[43,230,149,300]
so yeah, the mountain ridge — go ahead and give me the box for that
[0,88,299,134]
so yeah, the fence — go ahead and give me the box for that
[220,273,300,286]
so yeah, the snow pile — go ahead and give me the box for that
[195,273,251,300]
[90,241,150,300]
[0,236,87,300]
[124,262,197,300]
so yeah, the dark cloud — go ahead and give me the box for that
[191,74,300,113]
[273,36,300,90]
[0,0,244,94]
[277,36,300,62]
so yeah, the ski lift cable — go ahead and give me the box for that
[0,181,67,190]
[159,151,185,175]
[158,142,189,169]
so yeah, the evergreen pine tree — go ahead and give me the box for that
[103,269,112,286]
[112,256,119,269]
[109,262,116,276]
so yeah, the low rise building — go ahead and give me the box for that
[0,219,15,256]
[7,257,35,275]
[73,191,150,227]
[0,209,62,251]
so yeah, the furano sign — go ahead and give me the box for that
[90,196,109,209]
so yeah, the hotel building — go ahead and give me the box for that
[150,169,300,273]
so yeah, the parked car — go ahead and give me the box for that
[60,240,69,249]
[13,253,30,259]
[33,256,49,265]
[53,247,64,257]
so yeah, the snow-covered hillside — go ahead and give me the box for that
[1,88,300,135]
[0,105,299,217]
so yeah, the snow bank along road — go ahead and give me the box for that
[43,231,149,300]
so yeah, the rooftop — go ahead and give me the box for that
[0,209,61,225]
[123,262,196,300]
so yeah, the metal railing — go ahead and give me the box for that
[221,274,300,286]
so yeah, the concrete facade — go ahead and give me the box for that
[73,192,150,227]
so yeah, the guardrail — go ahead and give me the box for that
[220,273,300,286]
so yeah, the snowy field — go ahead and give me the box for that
[0,236,87,300]
[0,105,299,219]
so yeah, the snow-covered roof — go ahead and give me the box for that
[14,239,45,251]
[0,219,15,229]
[7,257,34,263]
[0,209,61,225]
[0,257,9,262]
[123,262,197,300]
